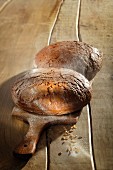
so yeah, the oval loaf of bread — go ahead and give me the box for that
[35,41,102,81]
[12,68,92,115]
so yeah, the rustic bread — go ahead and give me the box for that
[12,68,92,115]
[12,41,102,115]
[35,41,102,81]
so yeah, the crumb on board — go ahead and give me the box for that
[58,152,62,156]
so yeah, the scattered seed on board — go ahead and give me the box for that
[66,149,69,152]
[61,137,68,140]
[63,133,69,136]
[69,134,76,140]
[61,137,65,140]
[78,136,82,139]
[71,125,77,129]
[68,151,71,156]
[64,131,70,135]
[58,152,62,156]
[75,148,80,153]
[69,130,73,133]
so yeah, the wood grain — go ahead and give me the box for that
[48,0,93,169]
[0,0,63,169]
[80,0,113,169]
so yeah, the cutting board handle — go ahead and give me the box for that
[13,122,46,158]
[12,106,81,159]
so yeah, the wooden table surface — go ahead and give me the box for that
[0,0,113,170]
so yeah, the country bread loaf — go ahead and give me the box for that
[35,41,102,81]
[12,68,92,115]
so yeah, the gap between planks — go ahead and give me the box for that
[47,0,64,45]
[0,0,12,13]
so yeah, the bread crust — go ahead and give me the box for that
[35,41,102,81]
[12,68,92,115]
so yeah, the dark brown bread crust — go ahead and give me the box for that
[12,68,92,115]
[35,41,102,81]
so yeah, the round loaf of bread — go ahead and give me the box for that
[12,68,92,115]
[35,41,102,81]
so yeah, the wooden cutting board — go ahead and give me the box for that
[12,106,81,158]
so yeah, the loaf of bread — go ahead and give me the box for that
[12,41,102,115]
[12,68,92,115]
[35,41,102,81]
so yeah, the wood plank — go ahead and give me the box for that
[49,0,79,42]
[0,0,63,169]
[80,0,113,170]
[48,0,93,169]
[0,0,12,13]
